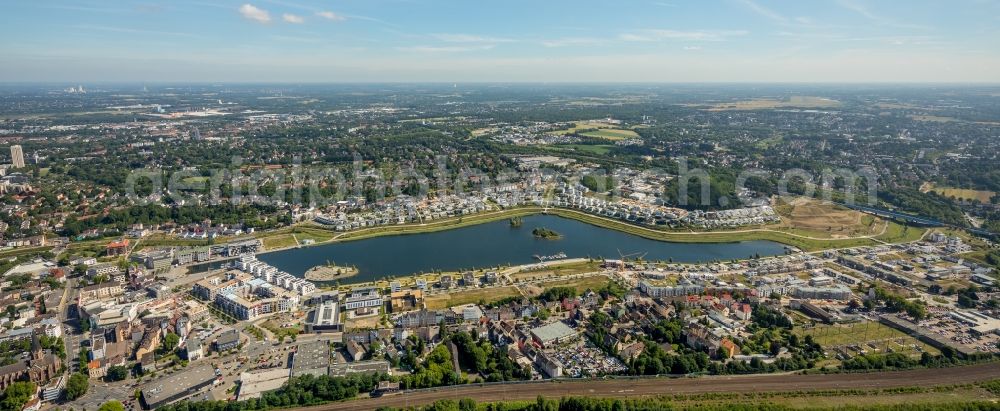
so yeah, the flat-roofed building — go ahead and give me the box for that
[78,282,124,301]
[132,250,173,274]
[192,271,250,301]
[291,340,330,377]
[174,247,211,265]
[139,365,217,409]
[344,287,382,310]
[529,321,578,348]
[237,368,290,400]
[305,300,341,333]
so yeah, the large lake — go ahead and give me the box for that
[257,214,788,283]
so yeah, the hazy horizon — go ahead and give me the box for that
[2,0,1000,83]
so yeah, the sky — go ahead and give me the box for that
[1,0,999,83]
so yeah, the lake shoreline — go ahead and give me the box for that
[256,214,789,283]
[254,206,883,258]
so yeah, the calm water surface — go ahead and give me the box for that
[257,214,788,283]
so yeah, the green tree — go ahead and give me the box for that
[106,365,129,381]
[65,373,90,400]
[1,381,37,411]
[98,400,126,411]
[163,332,180,352]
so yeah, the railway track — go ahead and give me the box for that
[302,362,1000,411]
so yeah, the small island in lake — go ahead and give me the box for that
[304,263,359,281]
[509,216,523,227]
[532,226,562,239]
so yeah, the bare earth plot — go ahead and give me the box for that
[774,197,881,239]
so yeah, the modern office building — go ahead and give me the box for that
[9,145,24,168]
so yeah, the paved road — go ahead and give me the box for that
[305,363,1000,411]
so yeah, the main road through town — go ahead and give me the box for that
[304,362,1000,410]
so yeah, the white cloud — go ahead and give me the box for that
[837,0,879,21]
[432,34,514,43]
[397,45,495,53]
[239,4,271,23]
[683,45,702,51]
[837,0,930,30]
[737,0,788,24]
[540,37,605,48]
[72,24,200,38]
[315,11,345,21]
[282,13,304,24]
[619,29,747,42]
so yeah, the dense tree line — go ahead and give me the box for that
[449,331,531,382]
[375,395,1000,411]
[627,341,710,375]
[538,286,577,303]
[157,372,384,411]
[0,382,35,411]
[61,203,283,236]
[879,188,966,226]
[868,287,928,320]
[580,174,614,193]
[397,343,463,389]
[842,350,996,371]
[749,304,793,329]
[662,168,740,211]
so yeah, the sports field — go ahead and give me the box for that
[549,120,639,140]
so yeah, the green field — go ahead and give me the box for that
[262,234,299,250]
[549,120,639,140]
[512,260,603,281]
[579,128,639,140]
[795,321,939,356]
[539,275,612,294]
[554,144,614,155]
[460,380,1000,410]
[0,246,53,259]
[875,221,928,243]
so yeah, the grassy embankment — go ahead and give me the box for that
[0,246,54,259]
[481,381,1000,410]
[255,205,924,254]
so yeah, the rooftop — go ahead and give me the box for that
[308,300,340,327]
[292,340,331,373]
[530,321,577,343]
[238,368,290,400]
[140,365,216,406]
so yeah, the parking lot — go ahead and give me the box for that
[549,340,627,377]
[922,316,1000,353]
